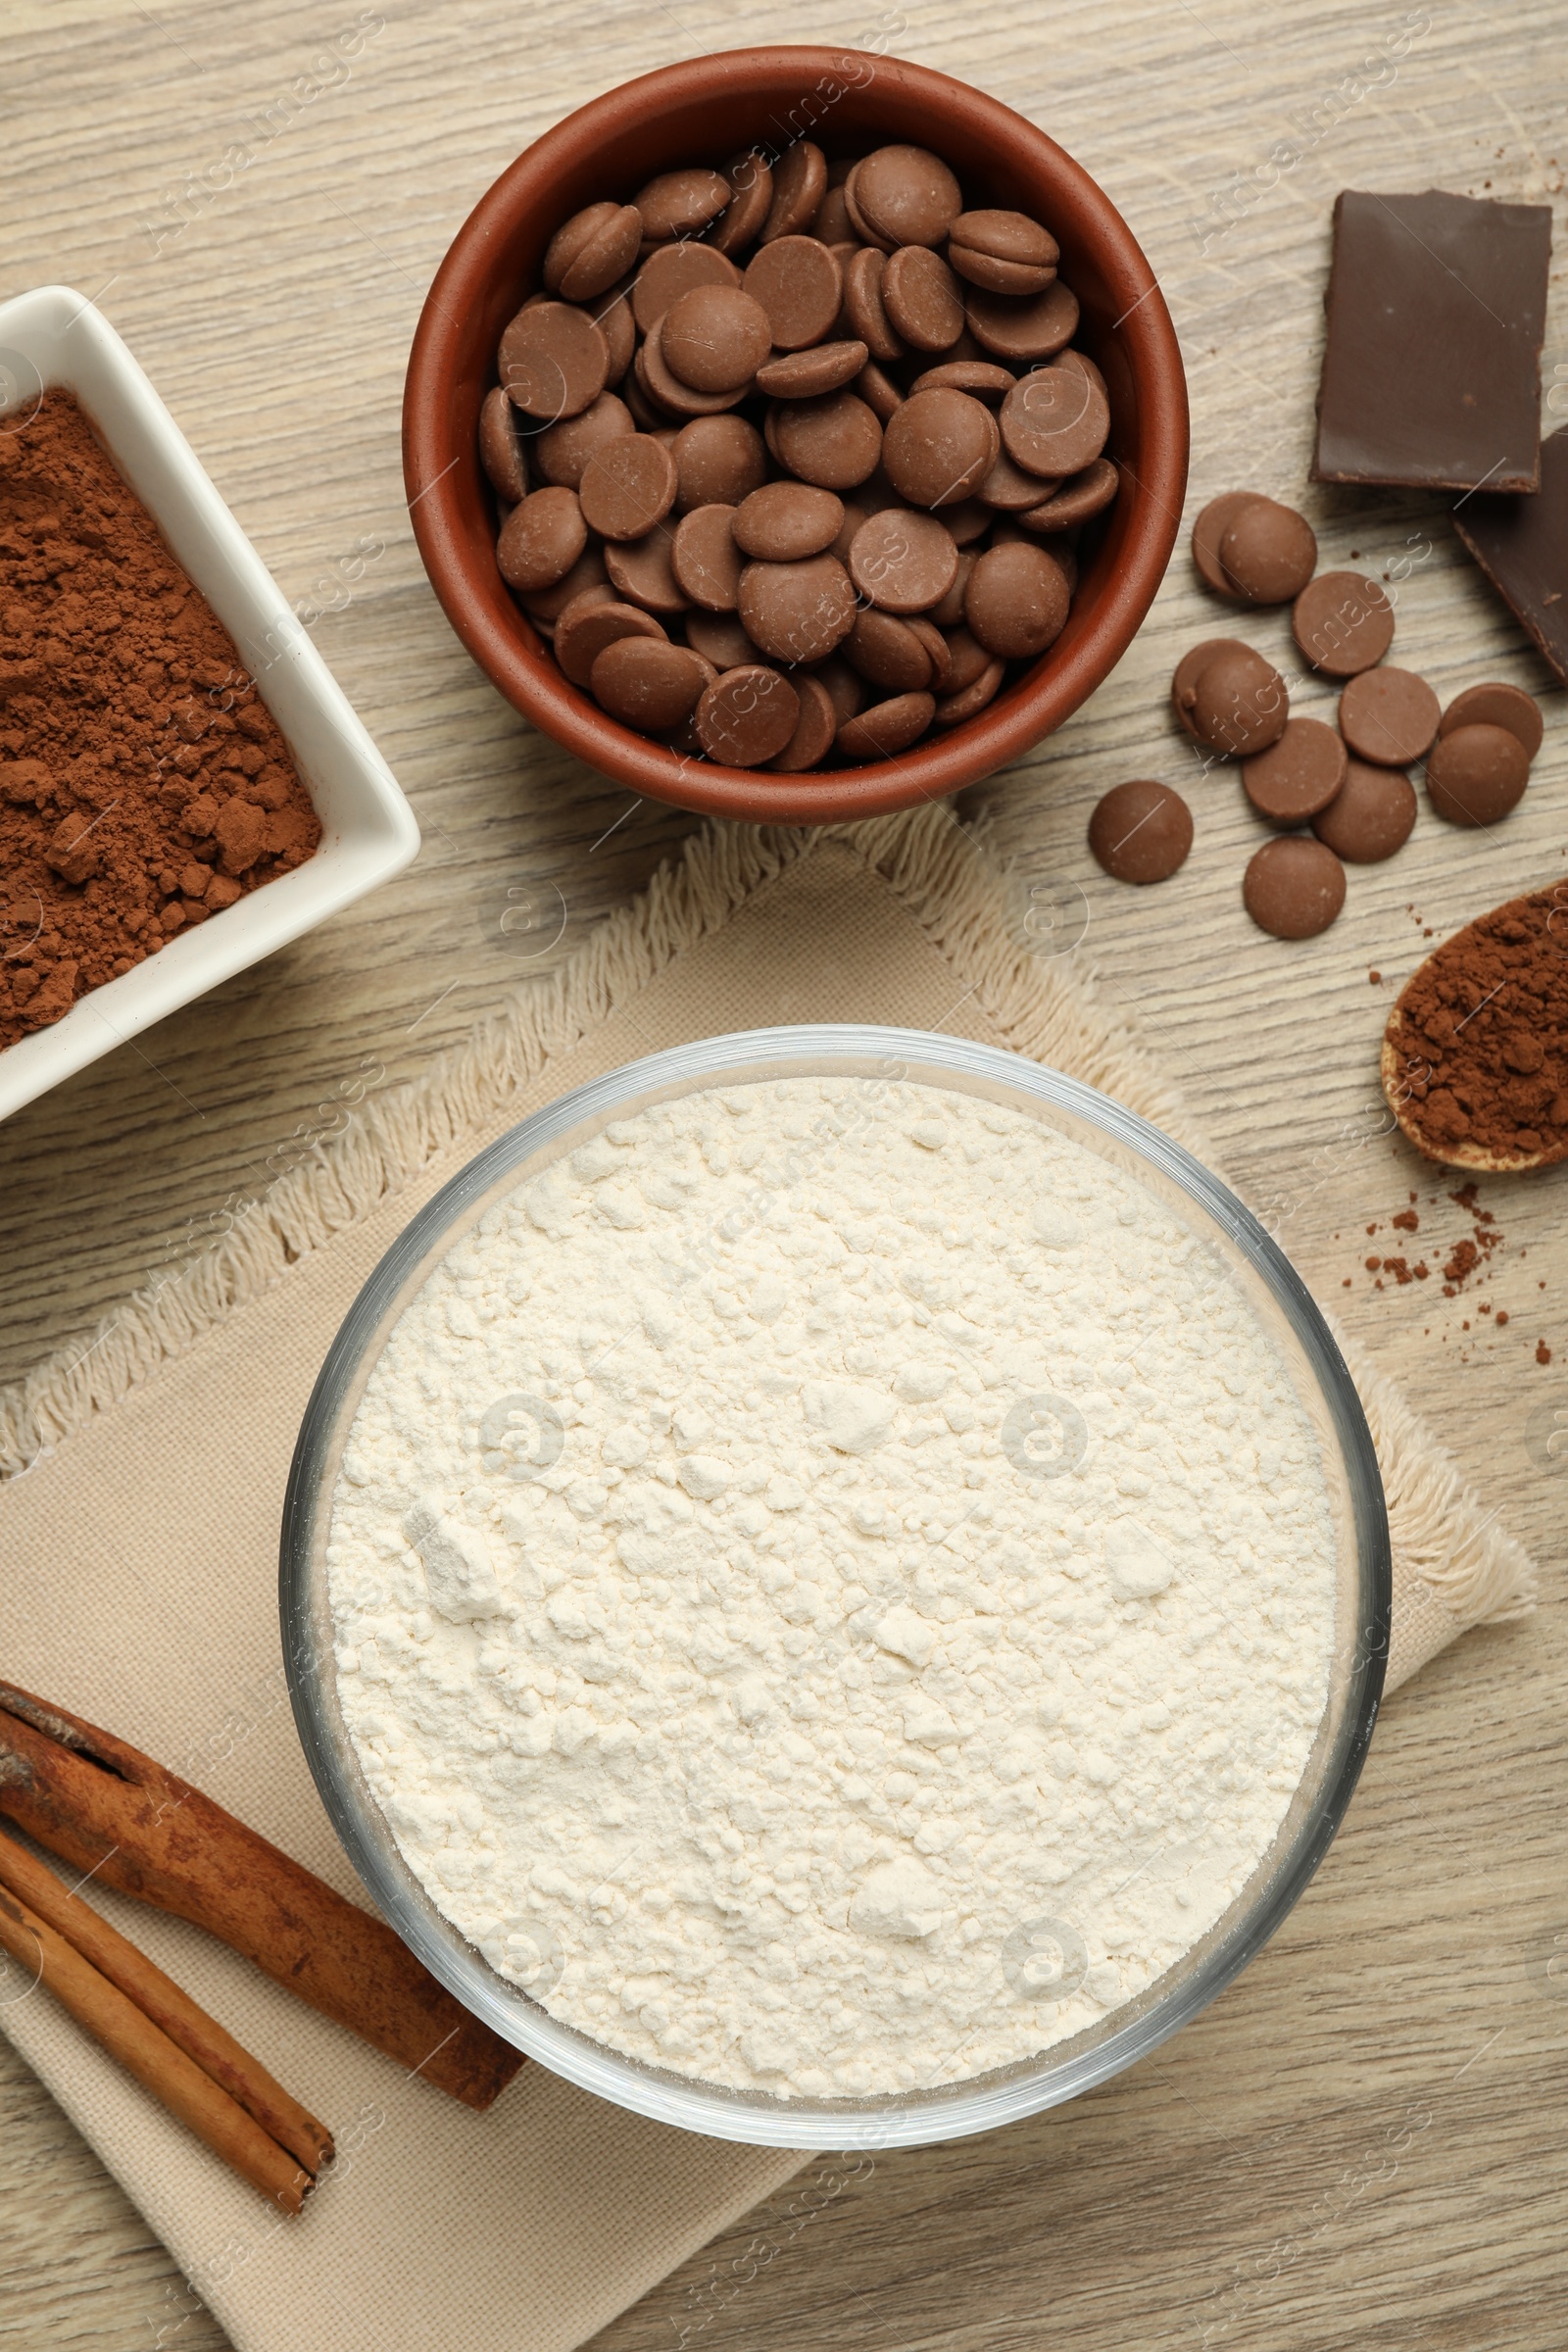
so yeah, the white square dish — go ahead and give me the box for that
[0,284,419,1121]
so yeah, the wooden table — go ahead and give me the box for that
[3,1,1565,2344]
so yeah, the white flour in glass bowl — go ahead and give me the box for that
[325,1074,1336,2099]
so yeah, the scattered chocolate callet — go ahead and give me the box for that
[1170,639,1245,738]
[1216,496,1317,604]
[1337,666,1441,766]
[1292,570,1395,675]
[1088,780,1193,883]
[1438,680,1544,759]
[0,392,319,1050]
[1312,190,1551,494]
[1241,716,1347,826]
[1311,758,1417,863]
[1242,836,1347,940]
[1381,884,1568,1170]
[1425,723,1531,827]
[1190,494,1257,596]
[1183,642,1289,757]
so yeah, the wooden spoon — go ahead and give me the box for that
[1380,880,1568,1174]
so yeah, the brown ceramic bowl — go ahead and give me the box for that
[404,46,1188,825]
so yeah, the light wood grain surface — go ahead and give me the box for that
[3,1,1566,2346]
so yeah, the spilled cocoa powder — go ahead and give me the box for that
[0,391,320,1050]
[1345,1181,1553,1365]
[1389,884,1568,1166]
[1439,1181,1503,1296]
[1359,1181,1502,1296]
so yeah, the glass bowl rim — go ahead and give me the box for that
[280,1024,1390,2149]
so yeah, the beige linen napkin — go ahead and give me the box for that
[0,809,1535,2352]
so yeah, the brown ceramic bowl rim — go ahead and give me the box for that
[404,46,1188,824]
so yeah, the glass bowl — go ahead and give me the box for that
[280,1027,1389,2149]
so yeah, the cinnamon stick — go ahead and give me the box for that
[0,1882,314,2212]
[0,1682,523,2110]
[0,1825,332,2175]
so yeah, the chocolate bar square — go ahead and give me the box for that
[1453,422,1568,682]
[1312,189,1551,493]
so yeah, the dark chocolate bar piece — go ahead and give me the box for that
[1312,189,1550,493]
[1452,422,1568,683]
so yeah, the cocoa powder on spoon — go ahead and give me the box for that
[1382,881,1568,1170]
